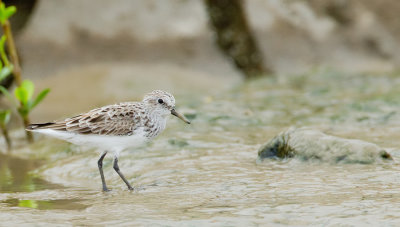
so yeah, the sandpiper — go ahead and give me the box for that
[26,90,190,191]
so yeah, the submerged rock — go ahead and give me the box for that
[258,128,392,163]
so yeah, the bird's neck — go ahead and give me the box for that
[143,109,167,138]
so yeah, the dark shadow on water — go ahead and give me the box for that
[0,153,63,193]
[1,198,88,210]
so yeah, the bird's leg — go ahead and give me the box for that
[113,157,134,191]
[98,151,109,192]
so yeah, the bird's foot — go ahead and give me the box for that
[102,187,111,192]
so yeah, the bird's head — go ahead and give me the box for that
[143,90,190,124]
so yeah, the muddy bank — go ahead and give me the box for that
[15,0,400,81]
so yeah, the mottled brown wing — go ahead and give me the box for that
[33,103,144,136]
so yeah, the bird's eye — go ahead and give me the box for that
[158,99,164,104]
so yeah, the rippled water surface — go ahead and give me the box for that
[2,70,400,226]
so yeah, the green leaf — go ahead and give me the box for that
[0,3,6,24]
[0,109,11,125]
[0,3,16,24]
[22,80,34,100]
[4,6,16,20]
[0,85,15,105]
[26,99,33,111]
[0,35,9,66]
[15,80,34,105]
[31,88,50,110]
[14,85,28,105]
[0,65,12,82]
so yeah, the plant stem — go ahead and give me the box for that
[0,16,22,85]
[0,125,11,151]
[23,116,33,142]
[0,0,33,142]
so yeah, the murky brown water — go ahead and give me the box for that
[2,69,400,226]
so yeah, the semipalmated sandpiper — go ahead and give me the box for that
[27,90,191,191]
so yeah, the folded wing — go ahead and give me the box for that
[27,103,144,136]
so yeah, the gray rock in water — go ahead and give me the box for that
[258,128,392,164]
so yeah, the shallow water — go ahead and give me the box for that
[2,69,400,226]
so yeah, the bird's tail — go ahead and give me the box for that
[26,122,56,131]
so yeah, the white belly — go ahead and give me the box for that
[35,129,148,153]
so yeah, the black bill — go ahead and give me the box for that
[171,109,191,124]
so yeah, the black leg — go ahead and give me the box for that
[98,151,109,192]
[113,157,134,190]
